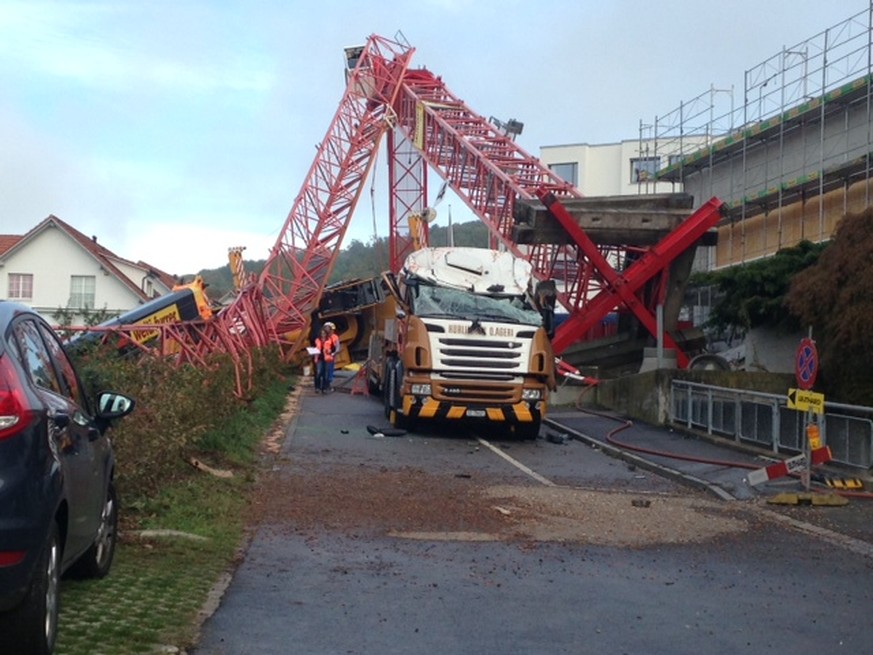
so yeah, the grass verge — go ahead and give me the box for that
[55,378,295,655]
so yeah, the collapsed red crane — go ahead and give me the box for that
[378,40,724,367]
[101,32,723,393]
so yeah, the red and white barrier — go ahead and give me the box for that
[555,358,599,385]
[748,446,832,486]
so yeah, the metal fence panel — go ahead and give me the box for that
[711,396,737,436]
[670,380,873,471]
[778,407,803,452]
[825,414,873,468]
[739,400,774,446]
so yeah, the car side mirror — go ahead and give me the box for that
[96,391,136,419]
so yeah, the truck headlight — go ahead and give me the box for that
[521,388,542,401]
[411,383,432,396]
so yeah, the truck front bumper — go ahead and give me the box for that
[402,395,544,425]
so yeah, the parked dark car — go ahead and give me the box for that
[0,301,135,655]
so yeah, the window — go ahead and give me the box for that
[39,323,85,407]
[8,273,33,300]
[549,162,578,186]
[14,319,62,395]
[630,156,660,183]
[69,275,96,309]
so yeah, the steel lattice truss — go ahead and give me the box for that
[386,129,428,275]
[385,67,607,328]
[257,34,415,348]
[389,68,580,272]
[90,33,724,394]
[385,65,724,358]
[537,191,724,365]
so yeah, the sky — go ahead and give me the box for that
[0,0,866,276]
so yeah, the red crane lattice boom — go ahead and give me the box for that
[383,62,724,359]
[257,34,415,346]
[387,68,581,274]
[89,33,723,395]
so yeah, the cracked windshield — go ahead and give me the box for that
[412,283,542,325]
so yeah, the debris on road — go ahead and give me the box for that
[546,431,570,445]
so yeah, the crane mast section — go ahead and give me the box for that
[387,129,428,274]
[393,69,579,258]
[258,35,415,339]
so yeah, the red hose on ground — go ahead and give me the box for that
[570,391,873,500]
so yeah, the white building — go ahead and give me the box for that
[0,215,178,327]
[538,138,704,197]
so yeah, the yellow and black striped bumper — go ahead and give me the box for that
[402,395,544,425]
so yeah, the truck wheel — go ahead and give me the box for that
[385,359,413,430]
[382,361,395,419]
[388,408,403,429]
[368,374,381,396]
[384,358,402,419]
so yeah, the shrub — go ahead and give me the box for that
[71,343,293,515]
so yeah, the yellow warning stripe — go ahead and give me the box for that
[825,477,864,490]
[418,398,440,419]
[512,402,533,422]
[446,406,466,419]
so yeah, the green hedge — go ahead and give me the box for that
[71,343,292,513]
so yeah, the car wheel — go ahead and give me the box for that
[0,523,60,655]
[68,481,118,579]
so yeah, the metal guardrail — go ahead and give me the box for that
[670,380,873,470]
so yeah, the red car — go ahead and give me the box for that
[0,301,135,655]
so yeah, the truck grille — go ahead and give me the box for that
[433,380,517,403]
[434,336,524,372]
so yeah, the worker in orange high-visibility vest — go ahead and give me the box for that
[314,322,340,393]
[312,325,327,393]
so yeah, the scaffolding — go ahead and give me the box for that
[649,5,873,268]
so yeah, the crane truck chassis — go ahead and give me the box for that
[65,277,214,354]
[367,247,557,439]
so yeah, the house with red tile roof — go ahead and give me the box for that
[0,215,180,326]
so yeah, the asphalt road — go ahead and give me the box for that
[191,388,873,655]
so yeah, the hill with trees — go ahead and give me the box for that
[194,220,489,299]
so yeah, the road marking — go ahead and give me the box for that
[544,419,737,500]
[759,508,873,560]
[476,437,556,487]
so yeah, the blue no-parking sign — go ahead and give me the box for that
[795,337,818,390]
